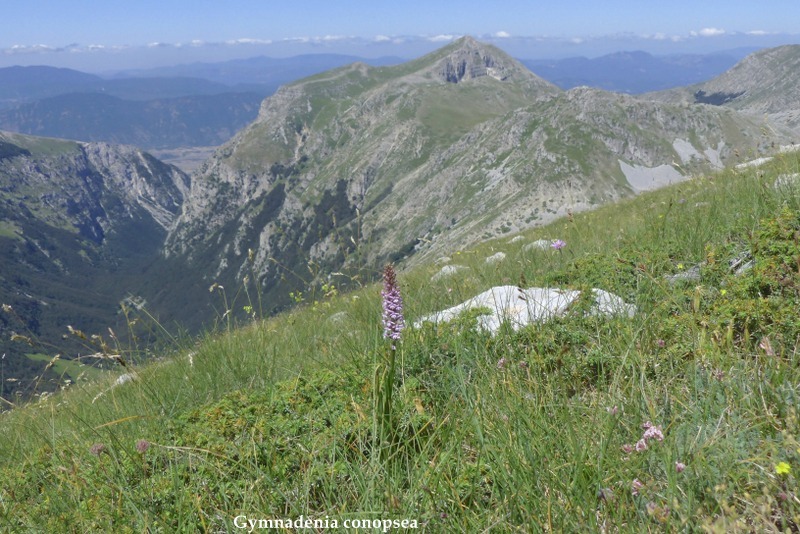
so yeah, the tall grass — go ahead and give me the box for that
[1,151,799,531]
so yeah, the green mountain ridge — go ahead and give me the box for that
[166,37,795,317]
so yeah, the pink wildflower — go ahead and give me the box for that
[643,425,664,442]
[675,461,686,473]
[635,438,648,452]
[381,264,404,346]
[632,478,644,496]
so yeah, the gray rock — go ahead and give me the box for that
[524,239,552,252]
[664,265,702,286]
[431,264,469,281]
[485,252,506,264]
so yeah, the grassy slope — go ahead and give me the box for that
[2,151,800,531]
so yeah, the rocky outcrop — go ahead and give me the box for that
[0,133,189,239]
[435,36,525,83]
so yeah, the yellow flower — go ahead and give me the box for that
[677,263,684,270]
[776,461,792,475]
[720,289,727,296]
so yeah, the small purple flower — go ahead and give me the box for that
[635,438,648,452]
[551,239,566,251]
[135,439,151,454]
[90,443,106,456]
[381,264,404,345]
[631,478,644,496]
[621,444,634,454]
[643,425,664,442]
[656,339,666,348]
[497,357,508,369]
[675,461,686,473]
[606,405,619,415]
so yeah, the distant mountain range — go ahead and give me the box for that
[521,49,752,93]
[2,38,799,398]
[0,48,764,155]
[111,53,407,92]
[0,66,252,106]
[0,91,264,148]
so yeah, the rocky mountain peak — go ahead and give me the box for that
[432,35,531,84]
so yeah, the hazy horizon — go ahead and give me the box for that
[3,1,800,72]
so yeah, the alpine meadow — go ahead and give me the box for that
[1,36,800,531]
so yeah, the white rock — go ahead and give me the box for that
[524,239,551,252]
[485,252,506,264]
[775,173,800,189]
[414,285,636,335]
[431,264,468,281]
[115,373,136,386]
[736,157,773,170]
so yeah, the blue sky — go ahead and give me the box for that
[3,1,800,71]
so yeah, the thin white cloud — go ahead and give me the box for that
[373,35,392,42]
[7,44,56,53]
[494,31,511,38]
[226,38,273,45]
[428,34,457,42]
[746,30,770,36]
[691,28,726,37]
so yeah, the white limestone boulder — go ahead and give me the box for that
[415,285,635,334]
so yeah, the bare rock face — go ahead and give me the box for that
[433,36,546,84]
[0,134,190,241]
[79,142,190,231]
[437,36,510,83]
